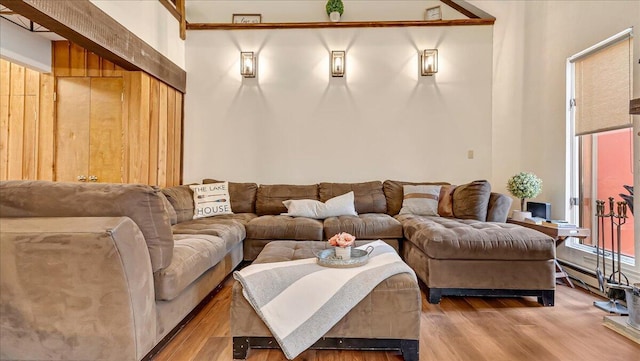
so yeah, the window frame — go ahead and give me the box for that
[563,27,638,284]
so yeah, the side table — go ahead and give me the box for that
[507,219,591,288]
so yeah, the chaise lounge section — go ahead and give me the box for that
[383,180,556,306]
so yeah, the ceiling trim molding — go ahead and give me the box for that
[187,18,494,31]
[0,0,186,93]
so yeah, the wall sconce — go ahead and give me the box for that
[420,49,438,76]
[331,50,345,77]
[240,51,256,78]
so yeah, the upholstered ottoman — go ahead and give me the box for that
[231,241,420,360]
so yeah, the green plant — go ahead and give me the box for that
[326,0,344,16]
[506,172,543,210]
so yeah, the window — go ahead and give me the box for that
[566,28,637,281]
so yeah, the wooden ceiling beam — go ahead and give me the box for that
[631,98,640,115]
[177,0,186,40]
[158,0,180,21]
[0,0,186,93]
[441,0,495,20]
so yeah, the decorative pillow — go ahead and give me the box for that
[438,184,457,217]
[282,191,358,219]
[383,180,450,215]
[452,180,491,221]
[399,185,442,216]
[189,182,233,219]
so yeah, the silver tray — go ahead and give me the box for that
[315,246,374,268]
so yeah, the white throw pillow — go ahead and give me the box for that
[190,182,233,219]
[399,185,442,216]
[282,191,358,219]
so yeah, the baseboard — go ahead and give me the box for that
[558,259,607,298]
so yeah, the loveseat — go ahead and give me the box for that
[0,178,555,361]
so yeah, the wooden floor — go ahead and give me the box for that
[153,279,639,361]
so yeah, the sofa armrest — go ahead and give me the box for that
[487,193,513,222]
[0,217,156,361]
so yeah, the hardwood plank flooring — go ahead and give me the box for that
[153,279,639,361]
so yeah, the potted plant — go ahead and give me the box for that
[507,172,543,221]
[326,0,344,22]
[328,232,355,259]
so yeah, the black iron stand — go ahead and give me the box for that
[594,197,629,315]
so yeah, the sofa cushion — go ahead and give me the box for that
[161,185,194,223]
[246,215,324,240]
[159,192,178,225]
[319,181,387,214]
[397,214,555,261]
[171,216,247,251]
[399,185,441,216]
[383,180,450,216]
[154,234,227,301]
[186,212,257,225]
[190,183,233,219]
[203,179,258,213]
[282,191,357,219]
[256,184,319,215]
[323,214,403,239]
[0,180,174,272]
[452,180,491,222]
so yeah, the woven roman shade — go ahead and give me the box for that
[573,37,632,136]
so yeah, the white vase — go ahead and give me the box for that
[512,210,532,222]
[335,246,351,260]
[329,11,341,22]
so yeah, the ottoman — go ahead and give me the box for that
[231,241,420,360]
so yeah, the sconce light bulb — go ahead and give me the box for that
[420,49,438,76]
[330,50,345,77]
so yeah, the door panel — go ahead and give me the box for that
[89,78,123,183]
[55,78,90,182]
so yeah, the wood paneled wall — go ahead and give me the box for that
[124,71,183,187]
[0,59,55,181]
[53,41,126,78]
[0,41,183,186]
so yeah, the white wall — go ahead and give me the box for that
[0,18,52,73]
[469,0,640,221]
[183,25,494,185]
[90,0,185,69]
[186,0,463,23]
[468,1,639,280]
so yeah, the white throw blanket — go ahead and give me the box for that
[233,240,416,359]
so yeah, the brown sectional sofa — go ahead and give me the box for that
[0,178,556,361]
[0,181,244,361]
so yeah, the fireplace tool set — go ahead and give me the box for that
[593,197,629,315]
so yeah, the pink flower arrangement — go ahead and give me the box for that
[328,232,356,248]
